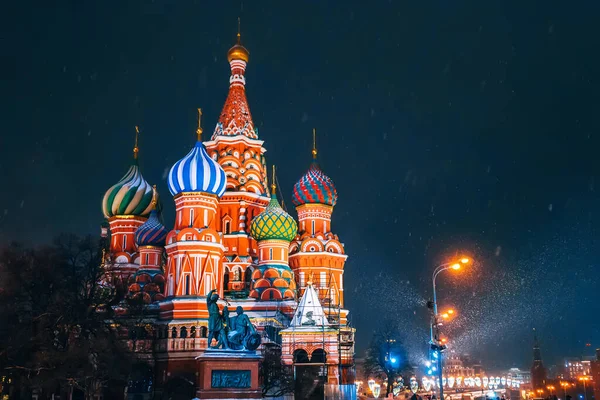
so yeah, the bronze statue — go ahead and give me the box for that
[227,306,257,350]
[206,289,229,349]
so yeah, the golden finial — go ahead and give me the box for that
[311,128,318,159]
[151,185,158,209]
[196,108,203,141]
[227,18,249,63]
[271,164,277,193]
[133,126,140,160]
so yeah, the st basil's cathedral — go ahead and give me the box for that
[99,29,355,398]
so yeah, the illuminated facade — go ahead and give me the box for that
[100,30,355,397]
[563,357,592,379]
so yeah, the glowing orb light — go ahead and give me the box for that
[475,377,482,387]
[507,378,512,387]
[448,377,455,388]
[457,376,463,387]
[501,377,506,386]
[483,377,489,387]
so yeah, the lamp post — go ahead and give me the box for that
[579,376,590,400]
[560,382,567,399]
[430,257,470,400]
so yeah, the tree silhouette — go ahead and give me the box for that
[0,234,134,399]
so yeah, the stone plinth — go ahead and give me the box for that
[196,349,262,399]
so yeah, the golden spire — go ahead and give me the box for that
[311,128,318,159]
[227,18,249,63]
[196,108,203,141]
[271,164,277,193]
[133,126,140,160]
[150,185,158,210]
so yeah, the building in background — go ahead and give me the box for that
[591,349,600,400]
[563,357,591,379]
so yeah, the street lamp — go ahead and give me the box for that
[429,257,471,400]
[579,376,590,400]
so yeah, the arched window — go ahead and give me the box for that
[122,234,127,251]
[190,209,194,226]
[180,327,187,338]
[269,248,273,260]
[293,349,310,364]
[224,220,231,234]
[190,326,196,338]
[171,327,177,338]
[184,275,190,295]
[312,220,315,234]
[311,349,327,363]
[223,272,230,292]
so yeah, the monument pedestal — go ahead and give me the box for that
[196,349,262,399]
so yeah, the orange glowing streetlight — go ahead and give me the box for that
[430,256,472,400]
[579,376,590,400]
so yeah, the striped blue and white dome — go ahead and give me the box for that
[135,209,168,247]
[168,141,227,197]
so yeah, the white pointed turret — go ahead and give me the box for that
[290,282,329,327]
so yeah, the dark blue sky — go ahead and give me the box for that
[3,1,599,369]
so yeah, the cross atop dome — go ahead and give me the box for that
[211,19,258,140]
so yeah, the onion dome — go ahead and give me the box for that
[167,109,227,197]
[291,129,338,207]
[102,126,153,218]
[250,167,297,242]
[127,269,166,304]
[134,187,167,247]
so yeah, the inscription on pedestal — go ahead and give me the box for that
[211,370,251,388]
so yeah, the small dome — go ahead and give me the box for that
[102,164,153,218]
[291,162,338,207]
[135,209,168,247]
[250,194,297,242]
[168,141,227,197]
[227,43,249,63]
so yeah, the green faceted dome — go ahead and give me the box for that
[250,194,297,242]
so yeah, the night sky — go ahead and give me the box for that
[3,1,600,370]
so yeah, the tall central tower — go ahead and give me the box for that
[203,27,270,297]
